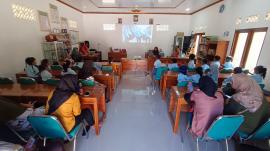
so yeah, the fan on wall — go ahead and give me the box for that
[219,4,225,13]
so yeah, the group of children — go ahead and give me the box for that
[152,53,268,137]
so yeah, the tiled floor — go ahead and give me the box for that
[74,71,236,151]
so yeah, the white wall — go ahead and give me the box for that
[0,0,83,79]
[82,14,191,59]
[190,0,270,89]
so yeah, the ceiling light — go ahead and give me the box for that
[102,0,115,4]
[185,8,190,11]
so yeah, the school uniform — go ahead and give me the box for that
[74,62,84,69]
[251,74,264,85]
[188,60,195,69]
[168,63,178,70]
[201,64,210,72]
[210,63,219,84]
[177,73,189,87]
[154,59,162,68]
[61,68,77,75]
[40,70,53,81]
[223,61,234,70]
[25,64,39,78]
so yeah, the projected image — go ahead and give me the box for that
[122,25,153,43]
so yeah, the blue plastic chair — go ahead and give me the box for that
[27,115,84,151]
[154,66,168,80]
[239,118,270,141]
[196,115,244,151]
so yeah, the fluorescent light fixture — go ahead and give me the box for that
[103,24,115,31]
[102,0,115,4]
[68,20,77,28]
[185,8,190,11]
[156,25,169,31]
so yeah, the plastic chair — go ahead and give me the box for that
[239,118,270,141]
[0,77,14,84]
[27,115,84,151]
[51,65,63,70]
[154,66,168,81]
[44,79,60,86]
[18,77,36,85]
[170,67,179,72]
[196,115,244,151]
[220,69,233,74]
[101,65,113,73]
[80,79,95,87]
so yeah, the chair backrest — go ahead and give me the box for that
[0,77,14,84]
[18,77,36,85]
[155,67,168,80]
[45,79,60,86]
[51,65,63,71]
[27,115,68,139]
[101,65,113,73]
[80,79,95,87]
[204,115,244,141]
[247,118,270,140]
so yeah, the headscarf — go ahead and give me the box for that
[78,60,95,79]
[47,75,80,115]
[231,73,263,112]
[199,76,218,98]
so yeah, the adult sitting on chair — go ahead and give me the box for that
[223,73,269,136]
[189,76,224,137]
[45,75,94,135]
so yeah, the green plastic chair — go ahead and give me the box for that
[18,77,36,85]
[51,65,63,70]
[155,66,168,80]
[27,115,84,151]
[44,79,60,86]
[170,67,179,72]
[0,77,14,84]
[101,66,113,73]
[196,115,244,151]
[239,118,270,141]
[220,69,233,74]
[80,79,95,87]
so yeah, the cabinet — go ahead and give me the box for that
[42,41,67,64]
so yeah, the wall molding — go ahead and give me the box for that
[56,0,224,15]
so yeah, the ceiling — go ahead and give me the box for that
[58,0,223,14]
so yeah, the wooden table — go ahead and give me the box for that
[100,62,123,80]
[16,70,62,82]
[94,72,114,101]
[168,86,190,134]
[121,58,147,73]
[160,71,178,100]
[0,83,105,135]
[108,51,127,62]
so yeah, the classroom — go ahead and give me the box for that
[0,0,270,150]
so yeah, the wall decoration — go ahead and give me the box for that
[223,31,230,37]
[68,20,77,29]
[246,15,259,23]
[219,4,225,13]
[133,15,139,23]
[156,25,169,31]
[49,4,60,24]
[236,17,242,25]
[266,12,270,21]
[149,18,154,25]
[12,4,35,21]
[103,24,115,31]
[61,17,69,30]
[38,11,51,31]
[118,18,122,24]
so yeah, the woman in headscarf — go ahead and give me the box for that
[190,76,224,137]
[224,73,269,135]
[78,60,96,79]
[45,75,94,133]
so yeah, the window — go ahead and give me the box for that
[103,24,115,31]
[231,28,267,71]
[12,4,35,21]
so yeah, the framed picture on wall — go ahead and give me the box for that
[149,18,154,25]
[61,17,69,30]
[133,15,139,23]
[118,18,122,24]
[49,4,60,24]
[38,11,51,31]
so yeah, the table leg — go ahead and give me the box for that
[93,102,99,135]
[162,77,167,101]
[173,98,181,134]
[169,90,175,112]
